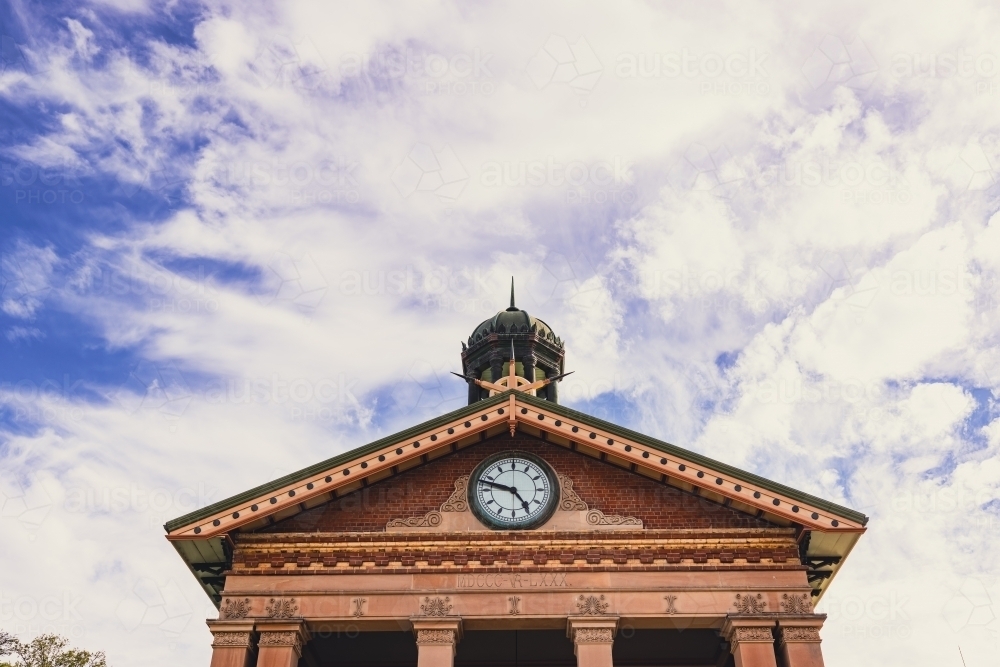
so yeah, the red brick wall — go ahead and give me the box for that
[261,434,774,533]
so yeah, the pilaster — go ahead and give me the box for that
[255,620,309,667]
[207,620,256,667]
[722,616,778,667]
[777,615,827,667]
[412,617,462,667]
[567,616,618,667]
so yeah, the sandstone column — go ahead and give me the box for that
[255,620,309,667]
[721,617,778,667]
[777,616,827,667]
[567,617,618,667]
[206,620,255,667]
[412,618,462,667]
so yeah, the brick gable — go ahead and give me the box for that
[259,433,776,533]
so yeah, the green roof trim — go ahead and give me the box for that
[165,390,868,532]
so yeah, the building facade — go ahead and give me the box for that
[166,294,866,667]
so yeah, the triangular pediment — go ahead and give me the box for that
[165,391,867,603]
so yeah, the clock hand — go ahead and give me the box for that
[477,479,515,493]
[478,479,531,512]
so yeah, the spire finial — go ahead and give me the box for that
[507,277,517,311]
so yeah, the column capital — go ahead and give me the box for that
[206,620,256,649]
[411,617,463,651]
[777,614,826,645]
[566,616,619,644]
[255,619,310,655]
[722,615,776,646]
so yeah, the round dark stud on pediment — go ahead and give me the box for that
[306,483,314,490]
[361,462,368,469]
[289,490,296,497]
[194,527,201,534]
[270,497,278,504]
[251,504,258,511]
[697,471,704,478]
[213,519,220,526]
[831,519,839,527]
[811,512,819,520]
[232,512,239,519]
[753,491,761,498]
[678,464,686,471]
[772,498,780,506]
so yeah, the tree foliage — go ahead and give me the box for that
[0,632,107,667]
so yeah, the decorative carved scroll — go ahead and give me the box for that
[576,594,609,615]
[416,629,455,645]
[265,597,299,619]
[386,511,442,529]
[211,631,252,648]
[508,596,521,615]
[220,597,251,619]
[733,593,767,614]
[731,627,774,643]
[558,474,588,511]
[352,597,367,617]
[664,595,678,614]
[780,593,812,614]
[573,628,614,644]
[586,509,642,526]
[440,476,469,512]
[420,596,453,616]
[258,631,300,648]
[780,626,822,642]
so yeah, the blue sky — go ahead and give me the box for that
[2,1,1000,665]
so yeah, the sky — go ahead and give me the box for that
[0,0,999,665]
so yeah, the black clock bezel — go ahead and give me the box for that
[467,451,560,530]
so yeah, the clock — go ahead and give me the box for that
[468,451,559,530]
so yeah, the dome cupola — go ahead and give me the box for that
[459,280,566,404]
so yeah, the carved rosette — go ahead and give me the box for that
[420,596,453,616]
[780,593,813,614]
[779,626,822,642]
[211,631,253,648]
[733,593,767,614]
[558,474,588,511]
[576,595,610,615]
[440,476,469,512]
[572,628,614,644]
[220,597,252,619]
[731,627,775,643]
[415,629,456,645]
[258,631,301,649]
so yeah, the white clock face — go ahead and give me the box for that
[469,453,558,529]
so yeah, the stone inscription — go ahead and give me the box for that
[457,572,569,589]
